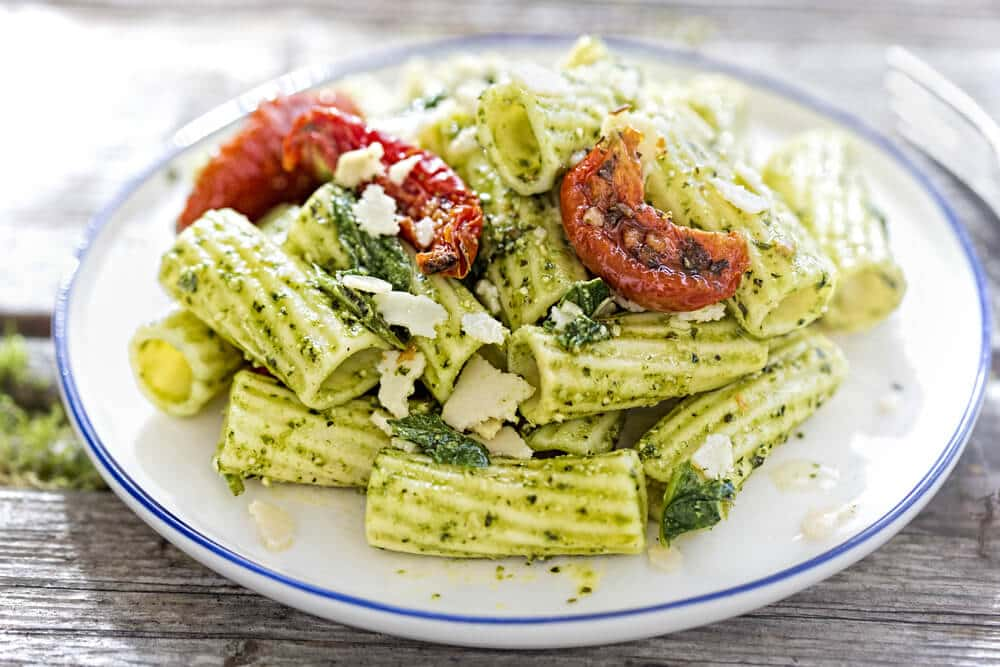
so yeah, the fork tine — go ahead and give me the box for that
[887,46,1000,158]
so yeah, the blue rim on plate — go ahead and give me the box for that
[54,34,991,625]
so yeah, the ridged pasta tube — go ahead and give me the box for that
[763,130,906,331]
[508,313,769,425]
[282,183,355,273]
[214,370,389,494]
[643,108,837,338]
[128,309,243,416]
[159,209,387,410]
[638,330,847,485]
[475,60,638,195]
[524,411,624,455]
[365,449,647,557]
[638,331,846,542]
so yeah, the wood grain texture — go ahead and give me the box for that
[1,1,1000,663]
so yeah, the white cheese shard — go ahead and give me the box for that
[376,349,426,418]
[413,217,436,249]
[370,410,394,436]
[801,502,857,541]
[474,426,533,459]
[710,177,769,214]
[673,302,726,322]
[353,184,399,237]
[474,279,502,315]
[341,274,393,294]
[612,291,647,313]
[471,418,503,440]
[387,154,422,186]
[878,391,902,414]
[333,142,385,188]
[509,62,569,95]
[691,433,734,480]
[548,301,584,332]
[734,161,767,194]
[442,355,534,433]
[391,437,420,453]
[372,291,447,338]
[647,542,684,572]
[461,312,507,345]
[248,500,295,552]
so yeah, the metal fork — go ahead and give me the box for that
[885,45,1000,216]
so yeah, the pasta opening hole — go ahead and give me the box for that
[827,266,905,332]
[760,286,821,337]
[488,100,542,180]
[317,348,384,404]
[137,339,193,404]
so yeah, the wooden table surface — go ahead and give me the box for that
[2,2,999,664]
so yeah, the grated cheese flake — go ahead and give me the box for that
[691,433,734,479]
[473,426,533,459]
[461,312,508,344]
[387,154,422,186]
[474,279,502,315]
[413,217,436,248]
[341,274,393,294]
[372,291,448,338]
[376,349,426,418]
[248,500,295,552]
[333,142,385,188]
[442,355,534,433]
[710,177,769,214]
[353,184,399,236]
[548,301,584,332]
[673,302,726,322]
[370,410,394,436]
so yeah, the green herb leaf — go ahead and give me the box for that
[558,278,612,317]
[311,266,407,350]
[327,185,412,291]
[389,413,490,468]
[659,461,735,544]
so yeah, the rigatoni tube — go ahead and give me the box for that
[214,370,390,494]
[638,329,846,509]
[159,209,387,410]
[763,130,906,331]
[524,411,624,455]
[128,308,243,416]
[508,313,769,425]
[643,108,837,338]
[365,449,647,557]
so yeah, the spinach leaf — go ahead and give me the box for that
[558,278,612,317]
[543,279,614,351]
[311,266,407,350]
[660,461,735,544]
[389,413,490,468]
[327,185,412,292]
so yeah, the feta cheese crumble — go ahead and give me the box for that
[333,142,385,188]
[548,301,584,331]
[461,312,507,344]
[248,500,295,552]
[376,349,426,418]
[353,184,399,236]
[442,355,535,433]
[387,154,422,185]
[710,177,769,214]
[509,62,569,95]
[647,542,684,572]
[691,433,734,479]
[372,291,447,338]
[673,302,726,322]
[370,410,393,436]
[341,274,393,294]
[473,426,533,459]
[474,279,502,315]
[413,217,436,248]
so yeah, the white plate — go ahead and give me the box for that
[55,35,990,648]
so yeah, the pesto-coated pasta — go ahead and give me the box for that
[763,130,906,331]
[159,209,387,410]
[365,449,647,557]
[638,330,847,485]
[282,183,355,273]
[128,308,243,416]
[475,60,638,195]
[642,108,838,338]
[214,370,390,494]
[524,411,624,455]
[508,313,769,425]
